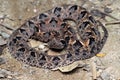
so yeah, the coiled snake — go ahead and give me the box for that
[7,4,108,69]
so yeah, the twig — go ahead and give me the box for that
[0,24,14,31]
[105,21,120,25]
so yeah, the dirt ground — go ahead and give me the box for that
[0,0,120,80]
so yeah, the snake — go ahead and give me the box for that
[7,4,108,69]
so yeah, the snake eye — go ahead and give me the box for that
[54,7,61,17]
[39,13,48,19]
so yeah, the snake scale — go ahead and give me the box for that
[7,4,108,69]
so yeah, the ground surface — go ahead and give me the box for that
[0,0,120,80]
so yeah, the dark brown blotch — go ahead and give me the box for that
[73,40,83,50]
[61,23,67,28]
[28,21,35,28]
[74,50,81,60]
[16,36,22,40]
[89,37,95,46]
[34,26,39,32]
[89,16,96,24]
[38,54,47,66]
[43,32,50,39]
[82,50,87,56]
[79,21,90,30]
[39,61,46,66]
[50,18,58,27]
[66,53,72,59]
[84,32,92,36]
[18,47,25,52]
[91,28,99,35]
[15,52,24,58]
[52,56,61,65]
[40,21,46,27]
[68,27,75,34]
[19,28,28,36]
[8,41,12,46]
[78,11,87,20]
[90,46,97,54]
[39,13,48,19]
[19,44,24,47]
[30,51,36,57]
[39,54,46,61]
[19,28,26,33]
[54,7,61,17]
[52,56,60,61]
[26,56,36,65]
[13,38,17,43]
[66,52,73,62]
[65,36,70,43]
[69,5,78,15]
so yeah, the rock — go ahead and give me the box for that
[0,57,6,65]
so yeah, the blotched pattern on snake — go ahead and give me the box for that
[7,4,108,69]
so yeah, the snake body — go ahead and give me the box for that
[7,4,108,69]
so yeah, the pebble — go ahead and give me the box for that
[104,7,113,13]
[0,57,6,65]
[0,68,19,79]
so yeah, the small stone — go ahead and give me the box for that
[33,9,37,13]
[0,57,6,65]
[0,44,6,55]
[0,69,7,79]
[100,67,118,80]
[0,37,7,45]
[52,61,85,72]
[104,7,113,13]
[39,44,45,49]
